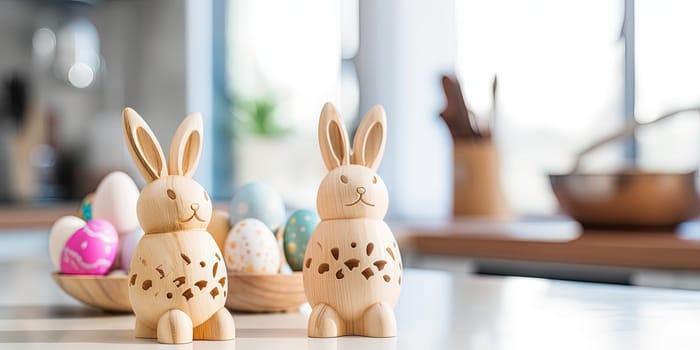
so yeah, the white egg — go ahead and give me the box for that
[119,229,145,272]
[92,171,140,234]
[224,218,280,274]
[108,269,127,276]
[49,216,86,270]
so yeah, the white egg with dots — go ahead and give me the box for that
[224,218,280,274]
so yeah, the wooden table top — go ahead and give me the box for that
[406,217,700,270]
[5,230,700,349]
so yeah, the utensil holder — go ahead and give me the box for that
[453,140,509,217]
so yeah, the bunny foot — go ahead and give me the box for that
[308,303,346,337]
[157,309,193,344]
[359,302,396,337]
[194,307,236,340]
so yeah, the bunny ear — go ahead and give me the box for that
[318,103,349,170]
[168,112,203,177]
[122,108,168,183]
[352,105,386,170]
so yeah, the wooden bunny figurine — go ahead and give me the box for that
[122,108,235,344]
[303,103,402,338]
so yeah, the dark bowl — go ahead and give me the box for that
[549,171,700,228]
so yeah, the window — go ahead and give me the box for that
[455,0,625,214]
[226,0,357,209]
[635,1,700,172]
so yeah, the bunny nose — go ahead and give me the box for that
[191,203,200,211]
[356,187,366,195]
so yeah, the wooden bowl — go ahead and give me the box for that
[550,171,700,228]
[51,272,132,312]
[225,272,306,313]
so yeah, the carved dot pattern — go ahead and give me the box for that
[361,267,374,279]
[195,280,208,290]
[383,275,391,282]
[218,277,226,287]
[318,263,330,274]
[210,287,219,299]
[155,265,165,279]
[200,261,206,267]
[173,276,186,288]
[336,269,344,279]
[351,242,357,248]
[212,262,218,277]
[142,280,152,291]
[305,258,312,269]
[331,248,339,260]
[374,260,387,271]
[166,292,173,299]
[182,288,194,301]
[180,254,191,265]
[344,259,360,271]
[130,274,137,286]
[386,247,395,260]
[366,243,374,256]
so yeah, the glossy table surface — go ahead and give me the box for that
[3,231,700,349]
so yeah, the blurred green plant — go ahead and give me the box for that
[232,97,289,137]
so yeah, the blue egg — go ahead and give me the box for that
[283,209,320,271]
[229,182,286,232]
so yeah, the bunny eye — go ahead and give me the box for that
[204,190,210,201]
[167,189,177,200]
[372,176,377,184]
[340,175,349,184]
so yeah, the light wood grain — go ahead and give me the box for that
[453,141,510,217]
[51,273,132,312]
[304,103,402,338]
[208,209,231,253]
[225,272,306,312]
[122,108,234,344]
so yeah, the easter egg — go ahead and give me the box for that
[60,219,118,275]
[119,229,144,272]
[224,218,280,274]
[78,193,95,220]
[283,209,319,271]
[229,182,286,232]
[49,216,86,270]
[92,171,140,234]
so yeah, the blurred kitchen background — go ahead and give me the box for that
[3,0,700,286]
[3,0,700,217]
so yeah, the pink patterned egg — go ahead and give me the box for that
[60,219,119,275]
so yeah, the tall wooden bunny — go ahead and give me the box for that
[122,108,235,344]
[303,103,402,337]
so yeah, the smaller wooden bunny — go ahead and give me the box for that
[303,103,402,338]
[122,108,235,344]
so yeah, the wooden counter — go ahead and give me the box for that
[406,218,700,270]
[0,202,231,229]
[0,203,78,229]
